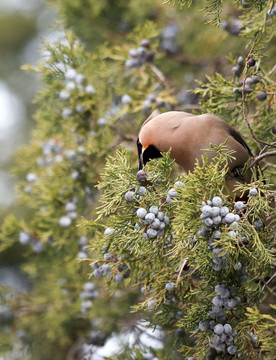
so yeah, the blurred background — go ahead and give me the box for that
[0,0,58,214]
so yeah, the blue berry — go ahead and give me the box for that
[114,274,124,283]
[220,206,229,217]
[137,208,147,219]
[212,196,223,207]
[125,191,135,201]
[149,206,159,215]
[94,269,103,278]
[59,216,72,227]
[224,324,232,334]
[227,345,237,355]
[19,231,31,245]
[249,188,258,196]
[234,201,244,211]
[254,220,263,228]
[145,213,155,223]
[104,228,114,236]
[214,324,224,335]
[137,186,147,196]
[225,213,235,224]
[103,252,112,260]
[147,228,157,238]
[165,282,175,291]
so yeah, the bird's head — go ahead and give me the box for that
[137,109,162,170]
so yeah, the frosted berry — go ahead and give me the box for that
[104,227,114,236]
[103,252,112,260]
[224,324,232,334]
[227,345,237,355]
[65,68,77,81]
[85,84,95,94]
[94,269,103,278]
[151,218,161,229]
[249,188,258,196]
[149,206,159,215]
[147,228,157,238]
[234,201,244,211]
[102,264,111,273]
[168,188,177,198]
[214,324,224,335]
[201,205,213,217]
[147,299,155,308]
[26,173,37,183]
[137,186,147,196]
[212,196,222,207]
[59,216,72,227]
[65,202,76,212]
[84,282,95,292]
[75,73,84,84]
[225,213,235,223]
[59,90,70,100]
[62,108,72,118]
[137,208,147,219]
[125,191,135,201]
[145,213,155,223]
[114,274,124,283]
[121,94,132,104]
[19,231,31,245]
[254,220,263,228]
[237,56,244,65]
[165,282,175,291]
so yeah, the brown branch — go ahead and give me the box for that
[148,64,168,88]
[250,150,276,168]
[241,57,276,149]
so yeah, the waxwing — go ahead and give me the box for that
[137,110,253,197]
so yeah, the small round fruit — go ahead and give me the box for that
[247,58,256,67]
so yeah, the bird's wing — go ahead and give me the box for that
[225,125,253,157]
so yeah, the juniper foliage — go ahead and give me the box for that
[0,0,275,359]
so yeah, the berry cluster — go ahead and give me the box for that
[77,236,88,260]
[37,139,63,167]
[135,206,170,239]
[161,24,179,54]
[59,199,78,228]
[24,172,37,193]
[80,281,98,313]
[201,196,242,231]
[143,93,167,110]
[59,68,95,119]
[125,185,147,202]
[199,285,239,354]
[125,39,155,69]
[221,19,243,36]
[19,231,44,253]
[231,56,269,101]
[166,181,184,204]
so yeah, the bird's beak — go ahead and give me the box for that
[139,152,143,170]
[137,138,143,170]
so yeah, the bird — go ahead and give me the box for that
[137,110,253,197]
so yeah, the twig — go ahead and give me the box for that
[177,257,189,283]
[250,151,276,168]
[148,64,168,87]
[262,272,276,291]
[241,60,276,149]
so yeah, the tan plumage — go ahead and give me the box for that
[137,110,253,197]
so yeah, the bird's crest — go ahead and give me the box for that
[142,109,160,127]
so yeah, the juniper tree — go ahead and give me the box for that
[0,0,275,359]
